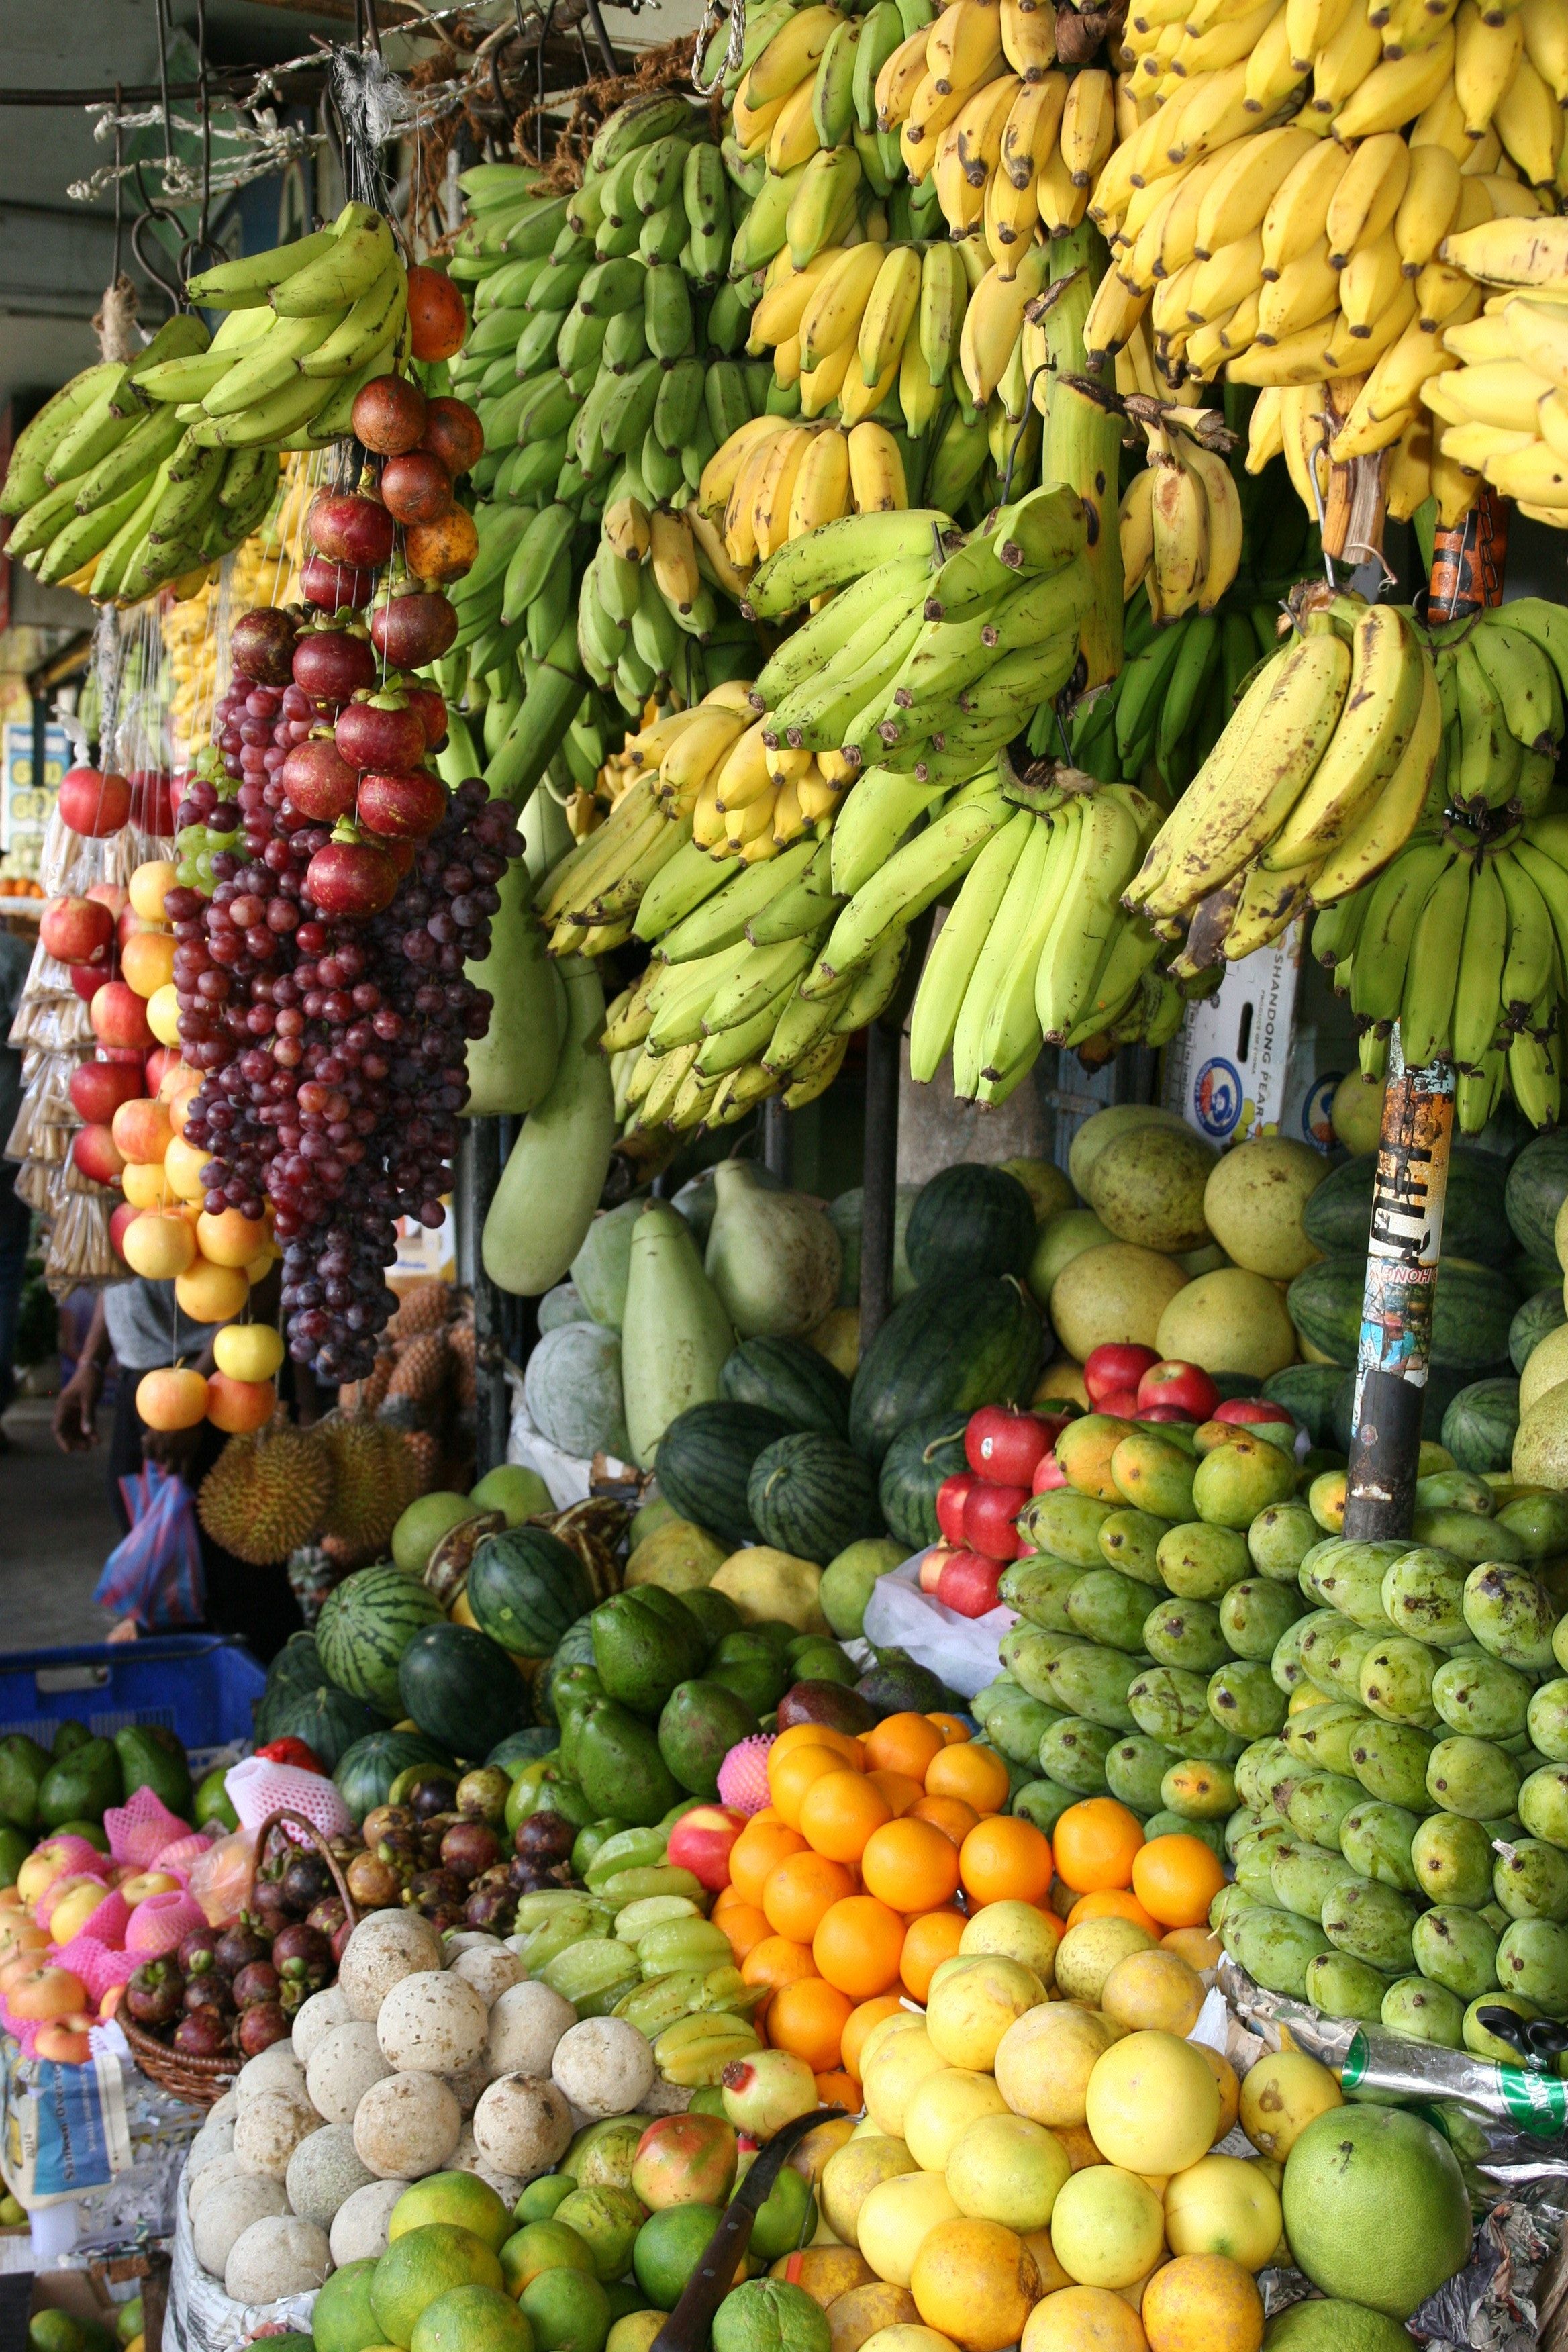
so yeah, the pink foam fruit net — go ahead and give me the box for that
[717,1734,773,1818]
[105,1787,193,1871]
[226,1755,355,1843]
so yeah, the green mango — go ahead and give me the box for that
[1306,1951,1389,2022]
[1287,1770,1364,1851]
[1220,1579,1304,1661]
[1143,1596,1230,1673]
[1269,1836,1355,1920]
[678,1589,744,1647]
[1106,1734,1177,1814]
[1322,1876,1420,1971]
[705,1630,790,1715]
[1208,1661,1288,1741]
[1381,1547,1469,1647]
[1462,1562,1558,1671]
[1527,1679,1568,1762]
[575,1700,684,1826]
[1414,1469,1494,1515]
[1357,1638,1440,1727]
[1247,1500,1318,1585]
[1010,1777,1078,1835]
[1427,1733,1521,1821]
[592,1589,708,1714]
[1432,1653,1532,1741]
[1128,1665,1211,1743]
[1222,1899,1332,1997]
[1493,1836,1568,1922]
[0,1736,48,1830]
[194,1765,238,1831]
[1496,1489,1568,1559]
[1192,1436,1297,1527]
[1097,1508,1171,1588]
[1412,1812,1495,1907]
[1234,1738,1293,1811]
[1412,1506,1525,1563]
[1380,1975,1465,2047]
[1020,1491,1114,1567]
[997,1625,1071,1702]
[1521,1762,1568,1845]
[1285,1702,1366,1778]
[657,1681,761,1800]
[974,1681,1063,1766]
[1497,1917,1568,2016]
[1157,1522,1251,1599]
[52,1720,91,1756]
[1314,1622,1383,1706]
[1146,1808,1226,1855]
[1110,1432,1195,1522]
[1464,1986,1540,2059]
[1349,1718,1434,1810]
[1274,1611,1338,1696]
[1303,1539,1404,1628]
[1338,1800,1421,1892]
[37,1736,121,1828]
[1411,1904,1499,1999]
[788,1640,855,1687]
[1236,1828,1290,1901]
[1046,1643,1142,1732]
[1038,1717,1114,1795]
[999,1557,1081,1631]
[114,1724,192,1819]
[0,1824,29,1889]
[1065,1569,1150,1654]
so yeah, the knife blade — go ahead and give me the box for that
[650,2106,846,2352]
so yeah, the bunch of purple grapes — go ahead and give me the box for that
[171,611,523,1384]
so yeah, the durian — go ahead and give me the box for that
[317,1414,420,1565]
[199,1418,333,1566]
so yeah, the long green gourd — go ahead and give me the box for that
[483,957,615,1295]
[464,858,564,1116]
[620,1203,736,1468]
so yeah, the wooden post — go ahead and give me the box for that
[859,1019,900,1354]
[467,1116,509,1477]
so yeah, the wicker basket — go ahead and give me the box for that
[119,1806,360,2110]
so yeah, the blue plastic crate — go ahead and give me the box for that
[0,1636,264,1767]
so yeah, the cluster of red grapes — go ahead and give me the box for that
[171,606,522,1384]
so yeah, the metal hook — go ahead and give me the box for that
[1000,364,1052,506]
[1305,407,1336,589]
[1344,538,1397,595]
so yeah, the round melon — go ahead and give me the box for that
[1511,1287,1566,1375]
[1202,1138,1328,1280]
[1331,1074,1386,1155]
[267,1685,383,1772]
[1050,1243,1189,1360]
[398,1625,532,1761]
[1156,1266,1297,1378]
[624,1519,728,1594]
[538,1283,591,1334]
[1088,1123,1218,1255]
[334,1732,452,1823]
[1281,2104,1470,2318]
[1522,1318,1568,1415]
[1067,1105,1192,1201]
[393,1494,482,1577]
[1440,1375,1519,1473]
[1514,1384,1568,1487]
[1028,1209,1112,1307]
[523,1324,629,1461]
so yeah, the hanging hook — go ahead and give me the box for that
[1000,363,1052,505]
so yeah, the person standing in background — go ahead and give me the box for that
[0,925,36,1447]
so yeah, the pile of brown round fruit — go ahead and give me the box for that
[121,1844,351,2063]
[345,1768,577,1939]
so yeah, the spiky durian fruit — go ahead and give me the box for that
[199,1418,333,1566]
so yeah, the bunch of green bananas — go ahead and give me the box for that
[1312,597,1568,1129]
[1,322,280,603]
[909,778,1179,1100]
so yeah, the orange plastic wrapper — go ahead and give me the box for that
[189,1830,254,1925]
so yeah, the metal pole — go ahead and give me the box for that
[761,1097,792,1185]
[859,1018,900,1354]
[467,1116,509,1477]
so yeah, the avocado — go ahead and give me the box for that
[705,1631,790,1716]
[658,1681,762,1801]
[675,1588,742,1648]
[50,1720,92,1757]
[591,1589,708,1716]
[0,1735,50,1829]
[115,1724,193,1820]
[37,1736,122,1828]
[575,1699,683,1826]
[0,1825,29,1888]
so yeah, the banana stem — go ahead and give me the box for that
[1040,224,1125,693]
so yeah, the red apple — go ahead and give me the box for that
[41,897,114,965]
[1085,1344,1160,1404]
[72,1124,125,1185]
[665,1806,746,1893]
[117,905,159,950]
[1136,1359,1220,1421]
[1214,1396,1293,1425]
[69,963,111,1001]
[919,1546,957,1594]
[962,1483,1028,1562]
[86,883,128,918]
[965,1406,1055,1487]
[936,1551,1006,1618]
[70,1061,145,1124]
[109,1200,138,1261]
[1136,1404,1195,1425]
[59,768,132,837]
[1032,1450,1068,1492]
[1093,1387,1142,1418]
[111,1097,173,1162]
[91,981,155,1051]
[935,1473,976,1551]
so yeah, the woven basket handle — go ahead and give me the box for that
[252,1806,360,1928]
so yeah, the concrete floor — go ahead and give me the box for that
[0,1398,119,1648]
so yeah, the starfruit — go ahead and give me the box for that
[653,2010,763,2086]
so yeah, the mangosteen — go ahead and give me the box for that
[307,1896,347,1941]
[425,1903,467,1934]
[515,1811,576,1869]
[173,2010,230,2058]
[179,1928,220,1974]
[281,1853,332,1914]
[348,1851,404,1909]
[236,2002,291,2056]
[406,1868,465,1912]
[214,1924,270,1977]
[456,1767,510,1824]
[407,1775,458,1820]
[330,1917,354,1967]
[248,1881,295,1937]
[440,1820,501,1882]
[271,1922,332,1990]
[363,1804,411,1847]
[232,1961,281,2010]
[464,1884,518,1934]
[124,1957,184,2029]
[184,1973,234,2016]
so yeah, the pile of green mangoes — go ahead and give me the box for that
[973,1405,1568,2055]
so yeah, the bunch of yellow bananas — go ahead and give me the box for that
[1117,386,1246,618]
[161,454,312,752]
[877,46,1116,254]
[1413,215,1568,525]
[697,408,910,573]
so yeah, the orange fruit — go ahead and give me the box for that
[1163,1926,1222,1972]
[899,1906,966,2000]
[813,1894,905,1999]
[1052,1797,1144,1894]
[715,1900,771,1962]
[1140,2253,1263,2352]
[959,1816,1054,1906]
[1133,1834,1228,1929]
[712,1884,745,1921]
[771,1722,865,1770]
[867,1769,924,1818]
[841,1994,904,2082]
[924,1740,1010,1814]
[926,1712,971,1745]
[814,2069,858,2110]
[860,1817,963,1914]
[766,1976,853,2073]
[1066,1887,1161,1937]
[910,1794,981,1847]
[740,1934,819,1995]
[763,1850,856,1943]
[771,1743,853,1830]
[750,1806,786,1825]
[799,1769,894,1863]
[730,1819,807,1908]
[863,1712,944,1782]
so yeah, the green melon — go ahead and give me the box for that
[877,1412,970,1549]
[654,1402,792,1547]
[848,1276,1042,1465]
[1511,1287,1565,1375]
[467,1526,596,1659]
[1508,1129,1568,1263]
[266,1685,384,1771]
[334,1730,452,1822]
[398,1624,532,1761]
[718,1336,850,1438]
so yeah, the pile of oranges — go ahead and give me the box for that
[709,1718,1228,2105]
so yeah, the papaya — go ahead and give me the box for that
[483,957,616,1297]
[464,857,564,1114]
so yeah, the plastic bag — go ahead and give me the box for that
[188,1830,253,1927]
[95,1465,205,1628]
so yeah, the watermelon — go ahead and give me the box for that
[1512,1287,1566,1375]
[334,1730,450,1822]
[747,1434,883,1565]
[467,1526,595,1659]
[1305,1146,1513,1267]
[266,1685,383,1772]
[536,1616,599,1729]
[1261,1364,1347,1449]
[849,1276,1043,1465]
[1514,1253,1561,1296]
[828,1186,920,1308]
[488,1726,558,1773]
[398,1624,532,1760]
[1288,1254,1516,1374]
[905,1165,1037,1286]
[878,1412,971,1549]
[255,1633,328,1741]
[315,1564,447,1718]
[1440,1376,1520,1473]
[1507,1130,1568,1263]
[654,1402,793,1547]
[719,1337,850,1438]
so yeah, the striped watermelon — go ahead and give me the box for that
[315,1563,446,1717]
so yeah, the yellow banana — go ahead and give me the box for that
[768,77,824,173]
[699,416,789,516]
[1000,0,1059,79]
[1455,0,1523,133]
[1393,141,1463,271]
[750,428,814,561]
[799,340,856,417]
[1243,8,1311,109]
[799,242,888,369]
[1036,143,1089,232]
[927,0,1006,93]
[1340,231,1407,335]
[1504,296,1568,393]
[750,246,843,348]
[1061,69,1116,184]
[1000,72,1069,182]
[1262,138,1355,275]
[787,427,852,536]
[1257,238,1340,340]
[649,515,699,617]
[856,243,924,383]
[959,243,1050,401]
[1187,231,1265,323]
[955,73,1024,182]
[1194,126,1320,256]
[1494,54,1564,185]
[1306,0,1383,117]
[1333,29,1455,135]
[877,24,935,125]
[986,165,1042,271]
[1325,130,1411,264]
[847,419,909,510]
[1522,0,1568,99]
[750,4,843,105]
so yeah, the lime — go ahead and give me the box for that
[370,2226,505,2350]
[515,2179,578,2225]
[313,2261,383,2352]
[742,2166,815,2263]
[409,2286,533,2352]
[193,1767,238,1831]
[518,2267,612,2352]
[632,2206,724,2310]
[602,2288,646,2326]
[500,2222,597,2298]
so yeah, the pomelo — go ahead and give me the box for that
[370,2225,505,2349]
[469,1464,552,1524]
[390,2173,511,2253]
[1050,1243,1190,1359]
[944,2112,1071,2233]
[1088,1124,1217,1256]
[1155,1267,1298,1379]
[1331,1074,1385,1155]
[1068,1106,1192,1199]
[519,2264,614,2352]
[1202,1139,1327,1282]
[1281,2105,1471,2318]
[1262,2297,1414,2351]
[632,2204,724,2309]
[409,2286,532,2352]
[312,2258,382,2352]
